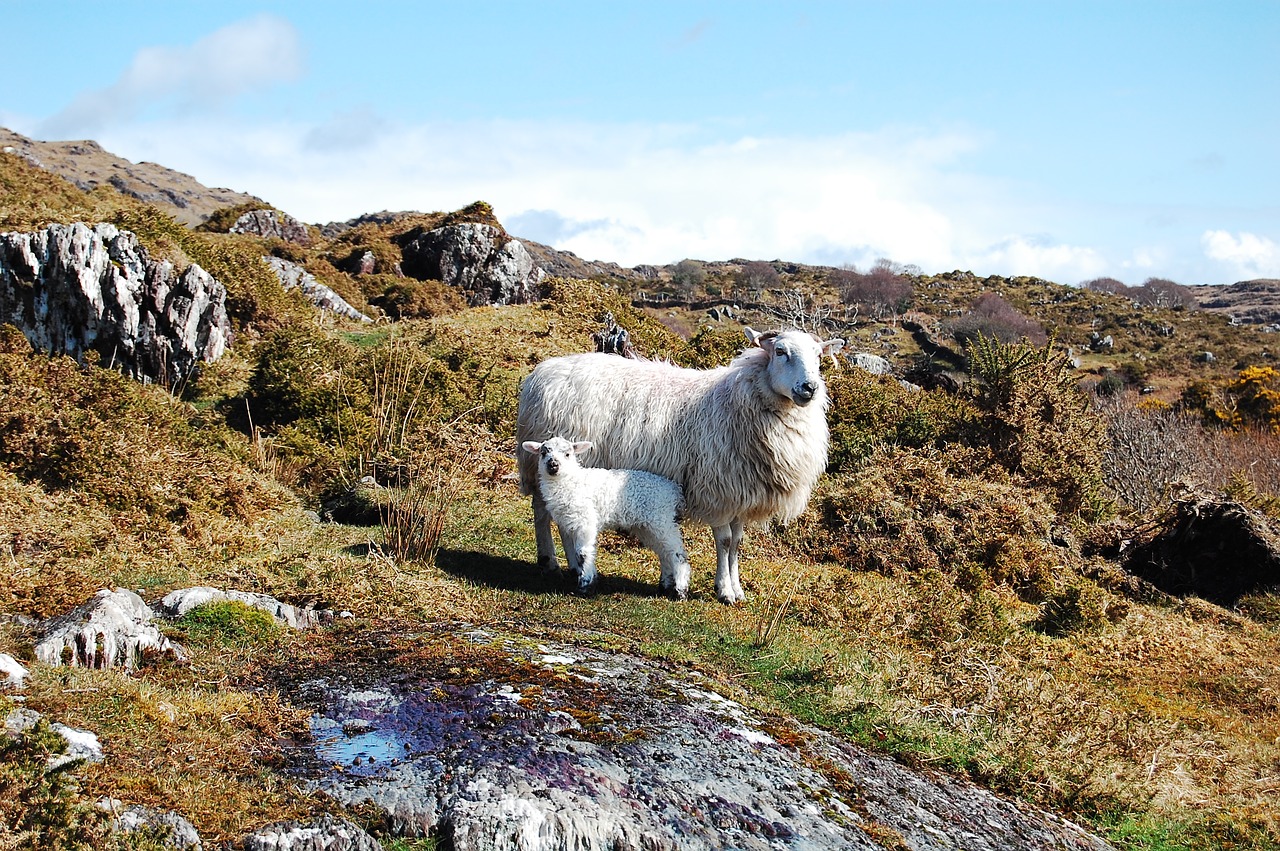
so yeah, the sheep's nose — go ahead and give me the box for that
[795,381,817,402]
[545,458,560,475]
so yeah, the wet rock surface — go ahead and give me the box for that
[290,627,1111,851]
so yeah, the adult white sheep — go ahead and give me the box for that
[516,326,844,603]
[522,436,692,597]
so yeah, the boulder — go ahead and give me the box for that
[400,223,545,306]
[243,814,380,851]
[157,587,325,630]
[5,707,104,769]
[0,653,28,690]
[104,801,202,850]
[0,222,229,383]
[230,209,312,246]
[261,256,371,323]
[35,588,185,670]
[848,352,893,375]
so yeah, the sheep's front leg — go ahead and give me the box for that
[727,518,745,602]
[532,492,560,573]
[713,522,744,604]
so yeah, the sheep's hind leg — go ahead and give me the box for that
[532,492,560,573]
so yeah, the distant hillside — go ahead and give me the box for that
[0,127,263,226]
[1191,279,1280,326]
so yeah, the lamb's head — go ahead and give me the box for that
[521,436,593,478]
[746,327,845,406]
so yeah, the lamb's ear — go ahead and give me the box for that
[744,327,762,348]
[521,441,542,453]
[571,441,593,455]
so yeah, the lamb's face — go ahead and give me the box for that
[521,436,586,478]
[759,330,845,406]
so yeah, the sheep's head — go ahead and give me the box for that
[746,327,845,406]
[521,436,593,477]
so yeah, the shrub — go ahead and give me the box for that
[824,369,973,470]
[1034,580,1112,636]
[670,259,706,299]
[175,600,282,647]
[963,334,1108,518]
[947,292,1048,347]
[369,277,466,319]
[734,261,780,298]
[0,344,282,523]
[0,712,114,849]
[1082,277,1129,295]
[803,447,1065,600]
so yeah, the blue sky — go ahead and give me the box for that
[2,1,1277,285]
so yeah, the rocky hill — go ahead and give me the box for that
[0,127,263,227]
[1191,278,1280,326]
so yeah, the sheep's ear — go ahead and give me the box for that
[744,327,762,347]
[521,441,542,453]
[822,337,845,357]
[571,441,593,455]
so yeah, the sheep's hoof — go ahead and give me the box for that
[537,556,561,575]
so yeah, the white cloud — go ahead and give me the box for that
[1202,230,1280,279]
[964,236,1108,284]
[39,14,303,138]
[76,112,1130,283]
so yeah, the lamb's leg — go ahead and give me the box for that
[532,492,560,573]
[713,523,740,604]
[574,528,599,594]
[642,524,691,600]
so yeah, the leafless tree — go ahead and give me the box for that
[734,261,780,300]
[1082,277,1129,295]
[945,292,1048,346]
[1133,277,1196,310]
[833,258,913,322]
[670,259,706,300]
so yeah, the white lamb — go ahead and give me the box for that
[517,327,844,604]
[521,436,693,598]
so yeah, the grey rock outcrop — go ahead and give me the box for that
[401,223,545,306]
[157,586,326,630]
[0,222,229,383]
[848,352,893,375]
[102,800,202,850]
[262,256,371,322]
[0,653,28,690]
[298,628,1112,851]
[5,707,104,769]
[35,588,185,670]
[231,209,312,246]
[243,814,380,851]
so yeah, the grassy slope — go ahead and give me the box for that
[1,160,1278,848]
